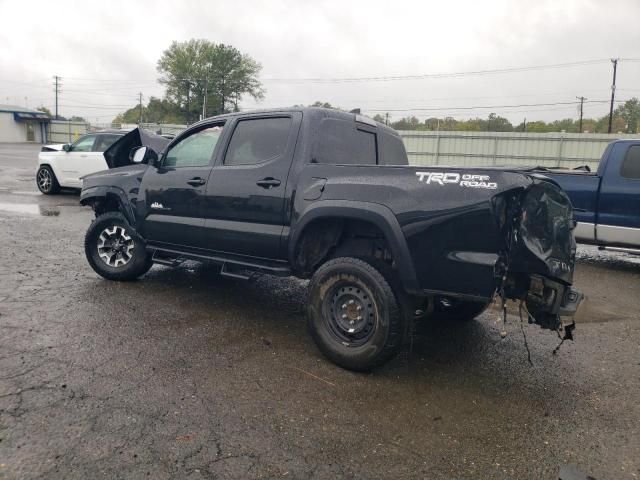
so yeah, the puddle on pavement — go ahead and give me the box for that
[577,245,640,268]
[10,190,43,196]
[0,203,60,216]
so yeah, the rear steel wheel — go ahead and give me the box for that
[326,281,377,347]
[308,257,407,371]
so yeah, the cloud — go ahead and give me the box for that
[0,0,638,123]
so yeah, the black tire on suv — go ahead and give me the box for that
[307,257,407,371]
[36,165,60,194]
[84,212,153,281]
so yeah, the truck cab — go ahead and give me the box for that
[543,139,640,253]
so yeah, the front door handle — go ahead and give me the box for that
[256,177,281,189]
[187,177,206,186]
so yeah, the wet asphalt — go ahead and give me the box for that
[0,144,638,480]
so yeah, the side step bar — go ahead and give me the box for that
[219,263,252,280]
[147,245,292,277]
[152,251,186,267]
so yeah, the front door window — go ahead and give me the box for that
[164,126,223,168]
[70,135,96,152]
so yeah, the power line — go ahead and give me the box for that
[58,104,135,110]
[46,58,617,85]
[261,58,612,83]
[363,99,611,113]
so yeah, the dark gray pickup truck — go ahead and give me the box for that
[79,107,582,370]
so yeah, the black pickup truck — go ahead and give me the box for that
[80,108,582,370]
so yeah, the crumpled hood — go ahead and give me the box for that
[103,128,171,169]
[40,143,66,152]
[82,163,148,189]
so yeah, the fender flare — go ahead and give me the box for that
[79,185,136,226]
[289,200,419,293]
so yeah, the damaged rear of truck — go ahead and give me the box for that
[293,161,582,346]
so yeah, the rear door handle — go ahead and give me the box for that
[256,177,281,189]
[187,177,206,186]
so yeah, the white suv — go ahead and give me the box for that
[36,131,126,194]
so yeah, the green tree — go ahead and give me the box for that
[372,113,386,124]
[157,39,264,122]
[615,97,640,133]
[36,106,52,117]
[310,101,336,109]
[485,113,513,132]
[594,114,626,133]
[112,96,185,124]
[391,116,421,130]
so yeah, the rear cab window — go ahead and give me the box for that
[379,131,408,165]
[620,145,640,179]
[313,118,378,165]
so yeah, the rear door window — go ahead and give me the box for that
[314,118,377,165]
[224,117,292,166]
[620,145,640,179]
[93,134,122,152]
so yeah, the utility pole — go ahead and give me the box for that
[384,112,389,126]
[522,117,527,132]
[53,76,61,120]
[608,58,618,133]
[202,77,207,120]
[576,96,586,133]
[138,92,143,124]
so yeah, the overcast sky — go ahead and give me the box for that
[1,0,639,125]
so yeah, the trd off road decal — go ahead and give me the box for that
[416,171,498,190]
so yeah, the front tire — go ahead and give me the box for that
[307,257,407,371]
[36,165,60,194]
[84,212,152,281]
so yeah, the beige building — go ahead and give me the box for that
[0,104,50,143]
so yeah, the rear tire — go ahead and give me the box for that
[36,165,60,194]
[307,257,407,371]
[84,212,152,281]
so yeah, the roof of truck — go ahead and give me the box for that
[190,107,401,137]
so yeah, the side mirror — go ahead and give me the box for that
[62,144,71,152]
[130,146,159,166]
